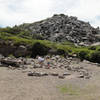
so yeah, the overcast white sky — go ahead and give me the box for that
[0,0,100,27]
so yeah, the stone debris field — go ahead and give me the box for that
[0,55,100,100]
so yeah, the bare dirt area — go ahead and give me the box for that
[0,61,100,100]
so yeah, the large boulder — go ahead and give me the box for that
[14,45,28,57]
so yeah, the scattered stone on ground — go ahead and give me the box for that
[0,55,93,79]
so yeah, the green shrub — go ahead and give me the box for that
[88,46,96,50]
[31,42,50,58]
[90,51,100,63]
[0,32,12,38]
[0,26,21,34]
[17,31,31,37]
[57,49,65,55]
[78,50,89,61]
[97,48,100,51]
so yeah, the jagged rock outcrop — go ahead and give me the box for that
[19,14,100,46]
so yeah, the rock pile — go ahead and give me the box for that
[0,55,91,79]
[20,14,100,46]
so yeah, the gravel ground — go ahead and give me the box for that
[0,62,100,100]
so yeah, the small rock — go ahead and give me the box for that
[40,72,48,76]
[27,72,33,76]
[58,75,65,79]
[67,67,72,70]
[63,72,71,76]
[78,75,84,78]
[50,72,59,76]
[85,76,91,79]
[32,72,41,77]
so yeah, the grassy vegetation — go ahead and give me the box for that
[57,85,79,95]
[0,26,100,63]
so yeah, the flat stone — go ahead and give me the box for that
[50,72,59,76]
[63,72,71,76]
[78,75,84,78]
[27,72,34,76]
[58,75,65,79]
[40,72,48,76]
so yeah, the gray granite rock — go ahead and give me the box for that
[19,14,100,46]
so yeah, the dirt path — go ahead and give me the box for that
[0,62,100,100]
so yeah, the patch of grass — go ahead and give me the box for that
[61,41,75,47]
[8,54,15,58]
[57,85,79,95]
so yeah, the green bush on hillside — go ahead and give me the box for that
[90,51,100,63]
[78,50,89,61]
[0,26,21,34]
[88,46,96,50]
[31,42,50,58]
[97,48,100,51]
